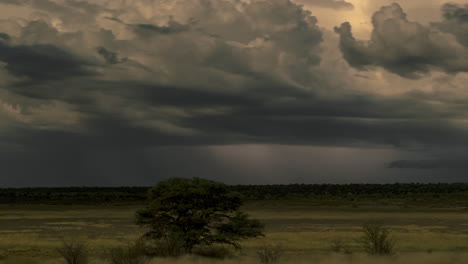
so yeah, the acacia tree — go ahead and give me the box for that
[136,178,264,254]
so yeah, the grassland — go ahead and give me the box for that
[2,202,468,263]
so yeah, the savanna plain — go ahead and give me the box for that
[2,200,468,264]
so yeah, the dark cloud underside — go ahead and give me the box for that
[0,42,92,80]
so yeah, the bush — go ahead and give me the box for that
[139,236,184,257]
[359,223,395,255]
[57,239,89,264]
[329,238,352,254]
[329,238,345,253]
[106,241,149,264]
[256,243,284,264]
[192,245,233,259]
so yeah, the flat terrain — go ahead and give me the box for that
[2,202,468,263]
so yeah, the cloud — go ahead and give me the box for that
[436,3,468,46]
[1,0,468,150]
[0,0,105,27]
[96,46,125,65]
[388,158,468,170]
[0,41,93,81]
[334,3,468,78]
[3,0,468,185]
[0,0,326,143]
[294,0,353,10]
[0,32,10,41]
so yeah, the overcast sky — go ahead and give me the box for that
[1,0,468,186]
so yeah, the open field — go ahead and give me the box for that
[2,202,468,263]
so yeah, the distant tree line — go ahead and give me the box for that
[0,187,148,204]
[2,183,468,205]
[230,183,468,199]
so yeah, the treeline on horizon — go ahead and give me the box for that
[2,183,468,206]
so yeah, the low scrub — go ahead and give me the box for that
[138,236,184,257]
[105,241,149,264]
[192,245,233,259]
[329,238,352,254]
[56,239,89,264]
[359,223,395,255]
[256,243,284,264]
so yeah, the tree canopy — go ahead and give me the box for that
[136,178,264,253]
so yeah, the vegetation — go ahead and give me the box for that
[106,241,149,264]
[256,244,284,264]
[4,183,468,206]
[359,223,395,255]
[136,178,264,254]
[3,182,468,263]
[56,240,89,264]
[192,245,233,259]
[329,238,351,254]
[138,234,183,257]
[0,187,147,204]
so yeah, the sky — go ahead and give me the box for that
[1,0,468,186]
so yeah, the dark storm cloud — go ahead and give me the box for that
[2,0,468,186]
[388,158,468,170]
[133,21,192,35]
[436,3,468,46]
[441,3,468,22]
[182,113,468,147]
[334,3,468,78]
[104,17,192,36]
[295,0,353,10]
[0,32,10,41]
[0,41,92,80]
[0,0,326,138]
[96,47,124,65]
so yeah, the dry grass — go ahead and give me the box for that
[3,252,468,264]
[1,203,468,262]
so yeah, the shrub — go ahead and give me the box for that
[192,245,233,259]
[359,223,395,255]
[256,243,284,264]
[56,239,89,264]
[329,238,352,254]
[329,238,345,253]
[106,241,149,264]
[139,236,184,257]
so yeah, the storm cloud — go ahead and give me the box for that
[0,0,468,185]
[334,3,468,78]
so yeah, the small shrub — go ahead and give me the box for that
[139,236,183,257]
[256,243,284,264]
[57,239,89,264]
[329,238,352,254]
[106,241,149,264]
[359,223,395,255]
[329,238,345,253]
[193,245,233,259]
